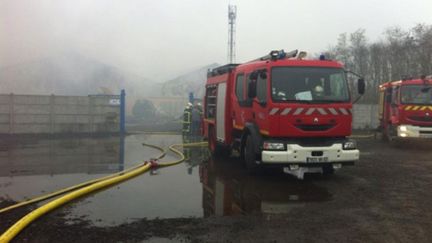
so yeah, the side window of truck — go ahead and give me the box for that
[243,75,254,107]
[235,74,244,102]
[256,72,267,102]
[385,87,392,103]
[391,86,399,104]
[329,73,345,97]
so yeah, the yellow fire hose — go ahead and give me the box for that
[0,143,166,214]
[0,141,207,243]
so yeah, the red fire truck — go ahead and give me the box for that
[378,76,432,141]
[203,50,365,178]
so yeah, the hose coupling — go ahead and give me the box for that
[149,158,159,168]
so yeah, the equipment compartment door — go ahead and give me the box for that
[216,82,227,142]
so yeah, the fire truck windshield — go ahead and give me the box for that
[400,85,432,104]
[271,67,349,103]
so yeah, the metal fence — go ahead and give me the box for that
[0,90,126,135]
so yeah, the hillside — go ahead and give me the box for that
[160,63,219,98]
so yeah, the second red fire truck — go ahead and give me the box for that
[378,76,432,141]
[203,50,365,178]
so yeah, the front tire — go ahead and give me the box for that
[243,135,260,174]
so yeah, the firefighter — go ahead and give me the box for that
[313,85,325,98]
[191,103,203,136]
[182,103,192,135]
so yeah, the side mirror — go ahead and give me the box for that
[248,80,257,99]
[358,78,365,95]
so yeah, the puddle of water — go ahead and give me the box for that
[0,134,332,227]
[68,134,207,226]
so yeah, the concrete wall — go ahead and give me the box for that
[352,104,379,130]
[0,94,121,134]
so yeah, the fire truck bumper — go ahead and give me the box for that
[397,125,432,138]
[261,143,359,165]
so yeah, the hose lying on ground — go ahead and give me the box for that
[0,141,207,243]
[0,143,166,214]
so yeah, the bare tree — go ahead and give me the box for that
[412,24,432,76]
[322,24,432,104]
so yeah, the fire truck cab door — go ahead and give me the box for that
[384,86,399,125]
[389,86,400,123]
[250,69,269,133]
[216,82,227,142]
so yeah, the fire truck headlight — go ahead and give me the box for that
[399,126,407,132]
[342,140,357,150]
[263,142,285,151]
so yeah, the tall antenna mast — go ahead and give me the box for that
[227,4,237,64]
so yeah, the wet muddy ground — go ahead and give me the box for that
[1,134,432,242]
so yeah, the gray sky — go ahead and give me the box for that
[1,0,431,81]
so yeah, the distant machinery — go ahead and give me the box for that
[227,4,237,64]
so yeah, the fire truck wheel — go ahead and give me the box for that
[244,135,260,174]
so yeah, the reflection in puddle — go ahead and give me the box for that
[0,136,125,204]
[199,157,332,216]
[181,135,210,175]
[0,136,124,177]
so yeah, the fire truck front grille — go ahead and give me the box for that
[408,116,432,122]
[294,124,335,131]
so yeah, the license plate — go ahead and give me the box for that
[306,157,328,163]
